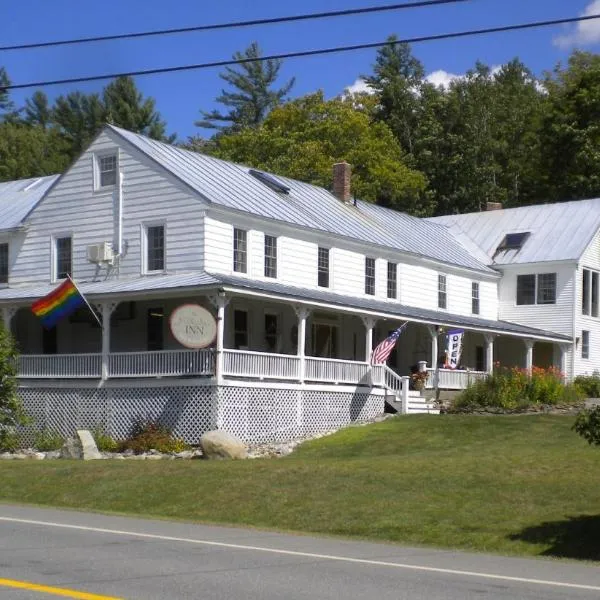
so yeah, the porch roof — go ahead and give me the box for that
[0,271,570,343]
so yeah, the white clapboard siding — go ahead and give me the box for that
[575,229,600,375]
[12,130,206,286]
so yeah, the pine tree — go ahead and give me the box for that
[197,42,295,132]
[0,67,16,120]
[24,91,52,129]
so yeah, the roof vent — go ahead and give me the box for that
[496,232,531,254]
[248,169,290,194]
[22,178,44,192]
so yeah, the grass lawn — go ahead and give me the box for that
[0,414,599,561]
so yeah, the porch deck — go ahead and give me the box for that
[16,349,485,389]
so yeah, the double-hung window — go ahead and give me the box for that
[365,257,375,295]
[0,243,8,284]
[98,153,117,188]
[387,262,397,299]
[582,268,599,317]
[233,228,247,273]
[537,273,557,304]
[146,225,165,272]
[582,330,590,359]
[55,236,72,280]
[318,247,329,288]
[264,235,277,278]
[438,274,447,309]
[516,273,556,305]
[472,282,480,315]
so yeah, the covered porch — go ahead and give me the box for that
[0,272,571,390]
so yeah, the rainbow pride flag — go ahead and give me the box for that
[31,278,85,328]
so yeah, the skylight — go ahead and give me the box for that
[249,169,290,194]
[496,232,531,253]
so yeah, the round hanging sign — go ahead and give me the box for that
[169,304,217,349]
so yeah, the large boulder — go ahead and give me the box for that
[60,436,83,459]
[60,430,102,460]
[199,430,247,460]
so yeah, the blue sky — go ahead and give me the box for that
[2,0,600,140]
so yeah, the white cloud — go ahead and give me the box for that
[554,0,600,48]
[344,77,374,95]
[424,69,462,89]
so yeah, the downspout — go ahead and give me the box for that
[571,264,578,381]
[117,171,123,256]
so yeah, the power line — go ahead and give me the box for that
[5,13,599,91]
[0,0,471,52]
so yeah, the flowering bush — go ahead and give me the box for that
[119,417,190,454]
[410,370,429,389]
[453,364,583,411]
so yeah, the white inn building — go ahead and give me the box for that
[0,125,596,443]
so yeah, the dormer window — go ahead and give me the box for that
[96,153,117,188]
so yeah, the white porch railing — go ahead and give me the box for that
[109,349,215,378]
[426,368,488,390]
[18,354,102,378]
[305,357,373,384]
[222,349,301,381]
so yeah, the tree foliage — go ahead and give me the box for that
[210,91,428,214]
[573,406,600,446]
[197,42,295,132]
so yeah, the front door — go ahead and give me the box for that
[311,323,338,358]
[147,308,164,351]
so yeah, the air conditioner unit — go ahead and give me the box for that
[87,242,114,263]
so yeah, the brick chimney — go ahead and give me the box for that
[486,202,503,211]
[333,162,352,203]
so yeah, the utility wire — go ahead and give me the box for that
[5,13,599,91]
[0,0,471,52]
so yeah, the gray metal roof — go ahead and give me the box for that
[0,271,567,341]
[0,175,60,231]
[428,198,600,266]
[109,126,493,274]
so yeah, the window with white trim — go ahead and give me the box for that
[582,330,590,359]
[233,228,247,273]
[318,247,329,288]
[234,309,248,349]
[97,153,117,188]
[472,282,480,315]
[55,236,72,280]
[365,257,375,295]
[387,262,397,299]
[582,268,599,317]
[516,273,556,305]
[146,225,165,272]
[0,243,8,284]
[264,235,277,278]
[438,274,447,309]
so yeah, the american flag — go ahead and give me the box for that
[370,323,408,365]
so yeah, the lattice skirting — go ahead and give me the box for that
[17,383,385,446]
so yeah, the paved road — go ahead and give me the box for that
[0,504,598,599]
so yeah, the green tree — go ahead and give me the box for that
[539,51,600,202]
[24,91,52,130]
[0,67,17,121]
[103,76,173,141]
[197,42,295,132]
[210,91,428,214]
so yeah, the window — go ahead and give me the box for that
[249,169,290,194]
[98,153,117,187]
[387,262,397,299]
[517,273,556,305]
[264,314,278,352]
[582,330,590,360]
[472,282,480,315]
[147,308,164,351]
[55,236,72,279]
[233,228,247,273]
[496,232,531,253]
[318,247,329,288]
[264,235,277,278]
[146,225,165,272]
[234,310,248,349]
[516,274,536,305]
[365,257,375,295]
[438,274,447,309]
[0,243,8,284]
[537,273,556,304]
[475,346,485,372]
[583,268,600,317]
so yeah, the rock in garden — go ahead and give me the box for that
[60,436,83,459]
[76,430,102,460]
[199,430,247,460]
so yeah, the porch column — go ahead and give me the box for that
[362,316,378,363]
[294,305,311,383]
[524,339,534,376]
[1,306,17,331]
[97,302,118,380]
[215,293,230,386]
[558,343,570,383]
[427,325,439,370]
[484,334,496,374]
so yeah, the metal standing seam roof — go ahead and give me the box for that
[0,175,60,231]
[108,125,494,274]
[0,271,568,341]
[428,198,600,266]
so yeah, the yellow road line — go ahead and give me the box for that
[0,577,122,599]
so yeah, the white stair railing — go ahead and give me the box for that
[377,365,410,414]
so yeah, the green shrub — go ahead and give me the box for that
[119,417,190,454]
[34,428,64,451]
[92,425,119,453]
[452,365,583,412]
[0,428,20,452]
[573,406,600,445]
[573,374,600,398]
